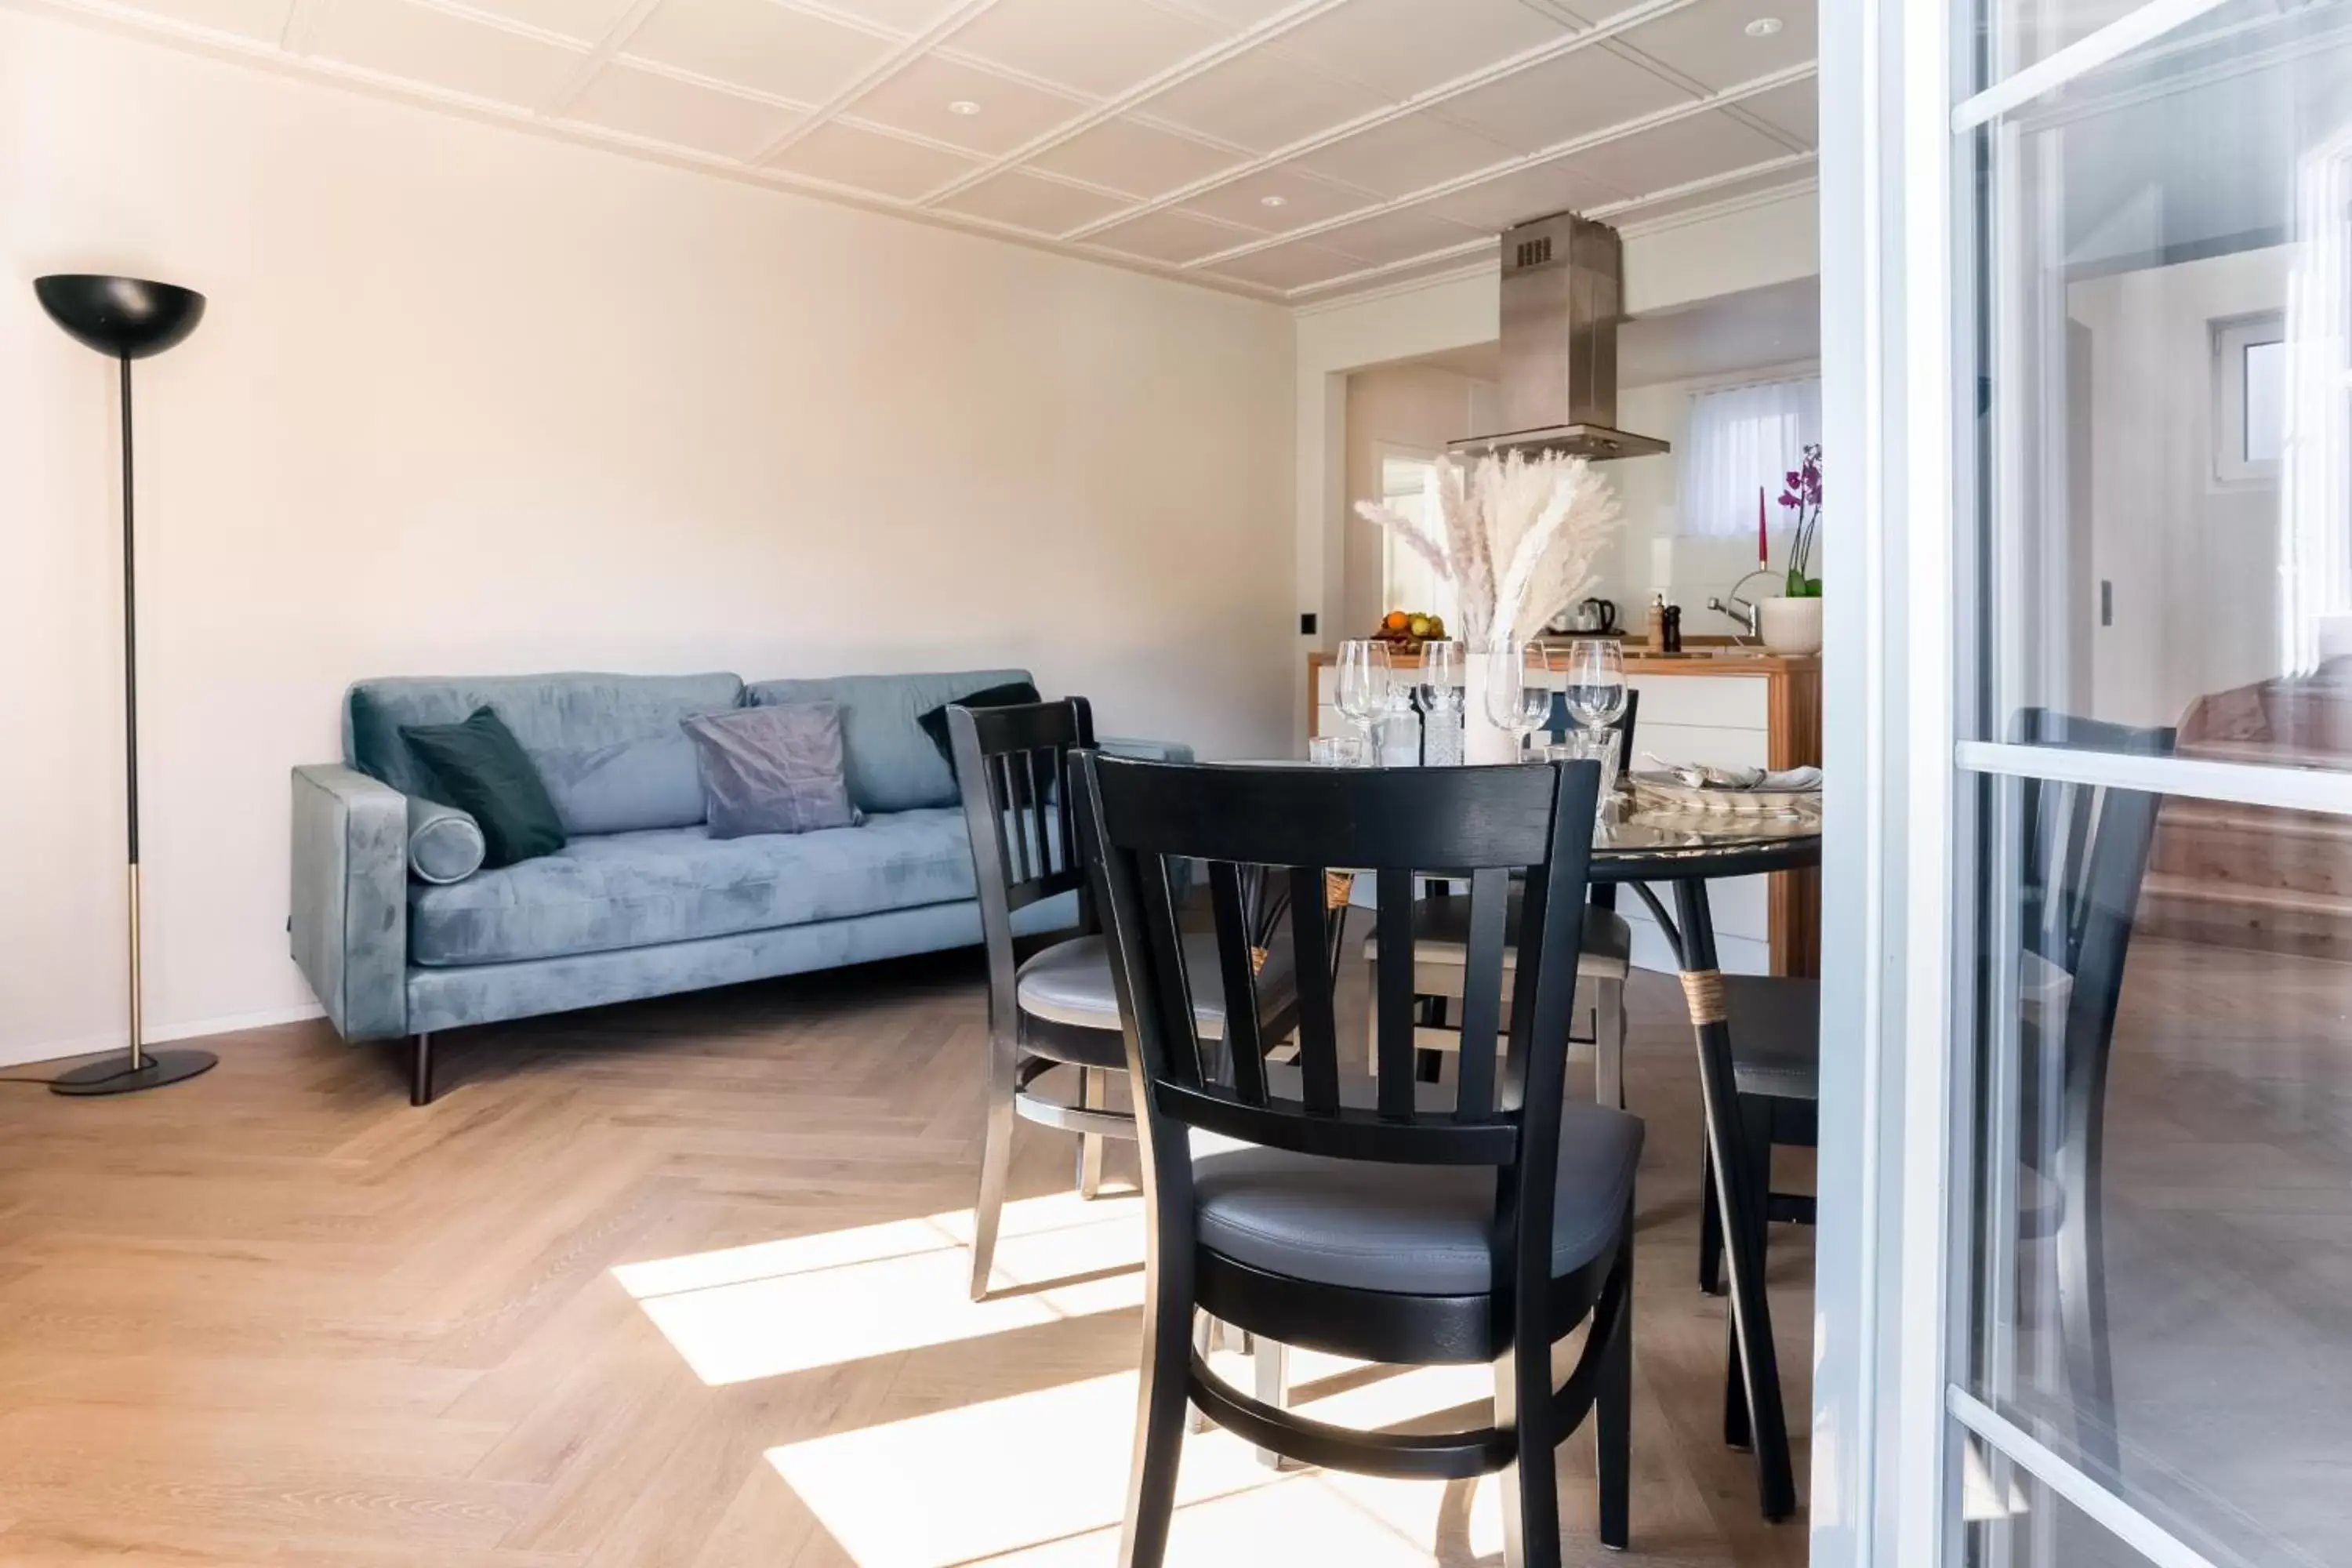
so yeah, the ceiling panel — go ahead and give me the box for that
[944,0,1232,98]
[1610,0,1817,93]
[56,0,1820,301]
[1174,165,1379,233]
[1553,107,1788,199]
[1087,207,1258,264]
[1738,75,1816,146]
[1290,110,1519,199]
[810,0,967,32]
[1270,0,1566,100]
[1314,206,1491,266]
[935,169,1133,232]
[454,0,641,45]
[765,121,980,198]
[121,0,290,42]
[1143,48,1393,154]
[1026,114,1249,197]
[1198,240,1366,292]
[565,60,805,156]
[1438,40,1696,153]
[309,0,584,107]
[622,0,895,106]
[850,54,1093,156]
[1414,158,1634,232]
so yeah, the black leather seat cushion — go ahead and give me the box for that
[1722,975,1820,1101]
[1192,1100,1642,1295]
[1017,932,1298,1040]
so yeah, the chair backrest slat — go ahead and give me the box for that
[1453,866,1510,1120]
[1206,862,1269,1106]
[1287,865,1344,1115]
[1080,757,1602,1180]
[1372,867,1418,1119]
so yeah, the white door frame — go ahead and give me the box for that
[1818,0,2352,1563]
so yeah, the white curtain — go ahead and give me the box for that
[1677,377,1822,539]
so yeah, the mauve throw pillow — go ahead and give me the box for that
[681,703,858,838]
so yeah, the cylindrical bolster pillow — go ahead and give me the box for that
[406,795,487,884]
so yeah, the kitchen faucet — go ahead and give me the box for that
[1707,569,1778,642]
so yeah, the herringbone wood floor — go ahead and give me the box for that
[0,954,1813,1566]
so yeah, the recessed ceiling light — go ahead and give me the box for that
[1744,16,1783,35]
[1260,194,1288,208]
[948,100,982,115]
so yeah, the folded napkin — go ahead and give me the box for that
[1642,757,1823,791]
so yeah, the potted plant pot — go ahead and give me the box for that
[1759,595,1823,655]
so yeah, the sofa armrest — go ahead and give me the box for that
[1099,736,1195,764]
[290,764,409,1041]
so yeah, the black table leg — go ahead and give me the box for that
[1668,877,1798,1523]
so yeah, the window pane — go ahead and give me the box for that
[1961,764,2352,1565]
[1986,0,2284,84]
[1955,1437,2156,1568]
[2244,336,2285,466]
[1970,0,2352,751]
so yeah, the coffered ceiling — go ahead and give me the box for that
[23,0,1818,302]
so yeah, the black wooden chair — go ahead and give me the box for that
[1077,753,1639,1568]
[1366,691,1642,1104]
[1693,710,2169,1470]
[946,699,1296,1302]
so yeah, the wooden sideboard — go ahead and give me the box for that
[1306,647,1822,977]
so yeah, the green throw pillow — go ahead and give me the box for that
[399,706,567,869]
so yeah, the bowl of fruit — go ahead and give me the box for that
[1374,610,1448,652]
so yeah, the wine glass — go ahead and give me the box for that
[1561,638,1628,800]
[1562,637,1627,731]
[1417,639,1464,766]
[1482,641,1552,759]
[1334,639,1390,764]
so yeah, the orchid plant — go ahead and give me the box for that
[1354,449,1624,652]
[1780,442,1824,599]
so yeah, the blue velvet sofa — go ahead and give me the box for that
[289,670,1185,1102]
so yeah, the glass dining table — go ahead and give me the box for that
[1587,802,1820,1524]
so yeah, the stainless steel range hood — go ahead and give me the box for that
[1450,212,1668,462]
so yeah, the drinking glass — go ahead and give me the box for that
[1562,637,1628,731]
[1308,733,1364,767]
[1334,639,1390,757]
[1549,728,1621,814]
[1482,641,1552,759]
[1417,639,1465,766]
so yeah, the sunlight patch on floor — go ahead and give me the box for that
[613,1191,1145,1385]
[767,1347,1508,1567]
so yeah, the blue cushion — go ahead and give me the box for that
[745,670,1032,814]
[406,808,982,967]
[406,796,486,884]
[345,673,743,835]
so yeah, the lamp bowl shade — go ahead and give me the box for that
[34,275,205,360]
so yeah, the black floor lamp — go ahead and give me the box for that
[34,274,216,1097]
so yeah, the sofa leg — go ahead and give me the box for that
[409,1033,435,1106]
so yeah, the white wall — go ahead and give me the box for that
[2068,247,2288,728]
[0,11,1296,1065]
[1339,363,1501,635]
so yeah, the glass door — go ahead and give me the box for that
[1940,1,2352,1563]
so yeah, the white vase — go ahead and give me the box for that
[1460,658,1523,765]
[1759,595,1824,655]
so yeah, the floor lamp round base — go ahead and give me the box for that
[49,1047,218,1097]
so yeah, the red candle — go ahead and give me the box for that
[1757,486,1768,565]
